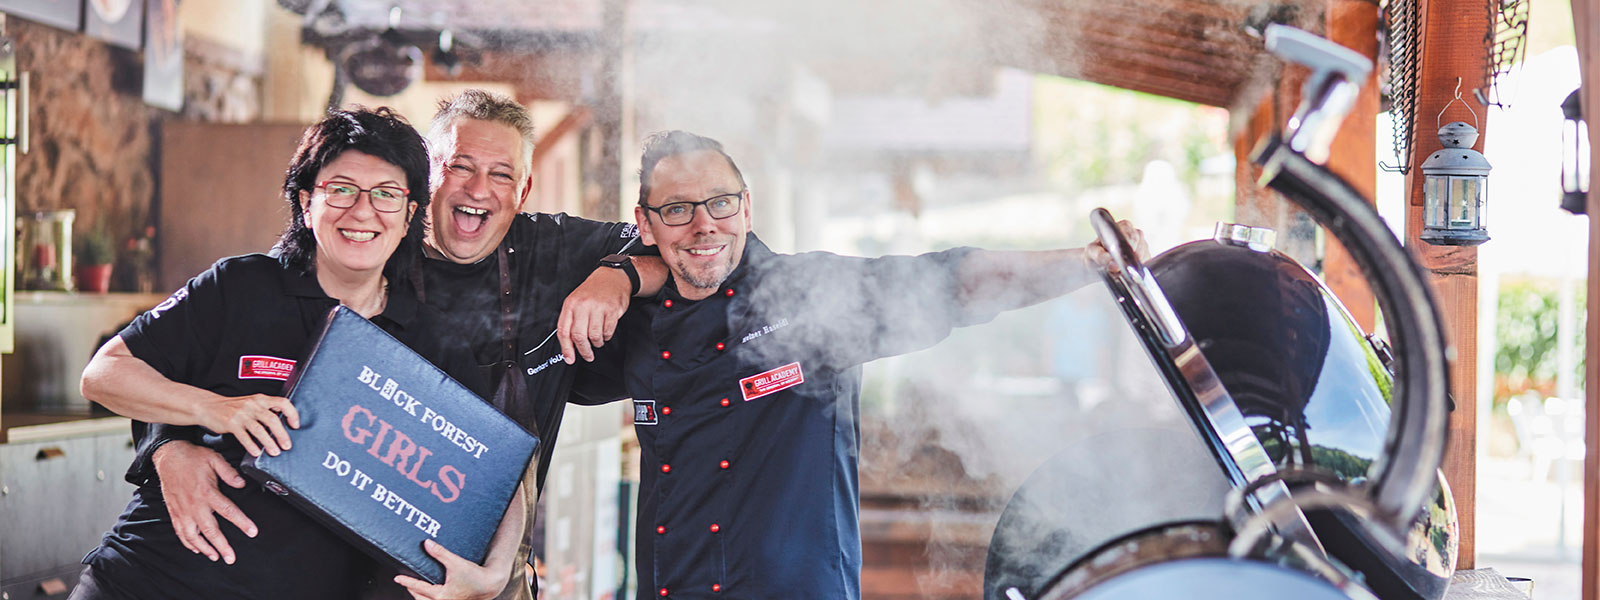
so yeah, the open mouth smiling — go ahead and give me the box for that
[453,205,490,233]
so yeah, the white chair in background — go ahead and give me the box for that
[1506,395,1586,482]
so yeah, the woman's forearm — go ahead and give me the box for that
[82,335,217,427]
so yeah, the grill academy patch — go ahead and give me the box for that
[238,355,296,381]
[739,362,804,402]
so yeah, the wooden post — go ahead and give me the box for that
[1234,66,1319,269]
[1404,0,1489,570]
[1571,0,1600,596]
[1323,0,1380,331]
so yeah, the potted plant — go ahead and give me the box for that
[75,227,116,293]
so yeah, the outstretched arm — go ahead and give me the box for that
[954,219,1148,315]
[82,336,299,457]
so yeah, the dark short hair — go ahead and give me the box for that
[428,90,536,177]
[637,130,747,207]
[276,106,431,283]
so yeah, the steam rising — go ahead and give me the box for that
[612,1,1242,595]
[374,0,1252,594]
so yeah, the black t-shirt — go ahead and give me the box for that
[128,213,644,493]
[413,212,643,492]
[87,254,486,600]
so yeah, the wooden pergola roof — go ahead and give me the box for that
[312,0,1320,110]
[1000,0,1319,109]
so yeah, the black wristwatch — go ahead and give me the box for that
[598,254,640,296]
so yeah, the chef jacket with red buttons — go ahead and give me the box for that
[575,234,997,600]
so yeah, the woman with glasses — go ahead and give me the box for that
[72,107,513,600]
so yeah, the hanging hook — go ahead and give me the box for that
[1436,77,1480,130]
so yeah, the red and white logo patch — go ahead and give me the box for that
[739,361,804,402]
[238,355,296,381]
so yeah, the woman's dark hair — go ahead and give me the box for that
[275,106,431,284]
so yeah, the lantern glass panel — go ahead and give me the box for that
[1424,176,1445,227]
[1582,134,1591,192]
[1564,120,1581,192]
[1450,176,1480,226]
[1571,119,1592,193]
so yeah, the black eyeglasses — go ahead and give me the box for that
[643,190,745,226]
[316,181,409,213]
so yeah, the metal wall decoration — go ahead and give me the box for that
[1476,0,1530,109]
[1383,0,1528,174]
[141,0,180,111]
[1379,0,1420,174]
[0,0,82,32]
[83,0,143,50]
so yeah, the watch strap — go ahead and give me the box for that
[599,254,640,296]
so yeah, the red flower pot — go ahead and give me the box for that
[76,263,113,293]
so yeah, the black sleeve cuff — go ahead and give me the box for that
[125,423,204,487]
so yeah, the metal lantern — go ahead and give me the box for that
[1562,88,1588,215]
[1420,120,1491,245]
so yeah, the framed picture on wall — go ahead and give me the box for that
[0,0,83,31]
[142,0,180,111]
[83,0,143,49]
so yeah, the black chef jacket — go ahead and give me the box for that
[579,234,995,600]
[85,254,488,600]
[130,212,646,493]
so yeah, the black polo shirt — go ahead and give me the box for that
[129,212,646,493]
[87,254,487,600]
[580,234,994,600]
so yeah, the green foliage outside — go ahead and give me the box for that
[1309,445,1375,482]
[1495,277,1586,401]
[1033,75,1227,193]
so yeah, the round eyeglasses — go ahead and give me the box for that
[644,190,745,226]
[316,181,409,213]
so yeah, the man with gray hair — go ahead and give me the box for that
[574,130,1144,599]
[130,90,665,599]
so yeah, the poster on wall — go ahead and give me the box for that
[83,0,144,49]
[0,0,83,31]
[142,0,181,111]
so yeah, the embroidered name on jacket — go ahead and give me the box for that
[238,355,296,381]
[740,318,790,343]
[740,362,804,401]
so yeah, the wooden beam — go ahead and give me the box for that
[1321,0,1379,330]
[1048,27,1255,82]
[423,48,600,103]
[1023,0,1260,107]
[1403,0,1489,570]
[1573,0,1600,595]
[528,106,593,169]
[1019,56,1235,107]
